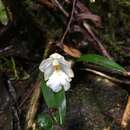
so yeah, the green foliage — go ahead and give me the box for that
[40,80,66,126]
[0,56,30,80]
[41,80,57,108]
[0,57,12,70]
[118,0,130,6]
[37,113,53,130]
[0,0,8,25]
[0,57,18,79]
[53,89,66,125]
[78,54,126,74]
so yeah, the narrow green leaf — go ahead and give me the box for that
[41,80,56,108]
[78,54,126,73]
[40,80,66,125]
[37,113,53,130]
[55,89,66,125]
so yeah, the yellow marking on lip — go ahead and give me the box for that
[53,64,61,71]
[52,59,61,70]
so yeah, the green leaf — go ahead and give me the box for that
[78,54,126,73]
[41,80,56,108]
[55,89,66,125]
[40,81,66,125]
[37,113,53,130]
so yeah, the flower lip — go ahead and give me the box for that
[47,70,71,92]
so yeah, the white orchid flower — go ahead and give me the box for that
[39,53,74,92]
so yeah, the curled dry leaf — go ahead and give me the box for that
[77,13,101,26]
[63,44,81,58]
[38,0,56,9]
[74,1,101,26]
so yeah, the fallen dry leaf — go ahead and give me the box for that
[38,0,56,9]
[63,44,81,58]
[74,1,101,27]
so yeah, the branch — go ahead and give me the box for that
[60,0,77,44]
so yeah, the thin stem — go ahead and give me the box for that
[53,0,69,17]
[60,0,77,44]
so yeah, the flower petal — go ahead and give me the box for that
[63,81,70,91]
[60,58,71,68]
[59,58,74,77]
[50,53,63,59]
[60,71,72,82]
[39,58,52,72]
[44,66,53,80]
[61,65,74,78]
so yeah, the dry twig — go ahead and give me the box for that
[83,22,112,60]
[121,96,130,129]
[53,0,69,17]
[60,0,77,44]
[26,81,40,129]
[85,68,130,85]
